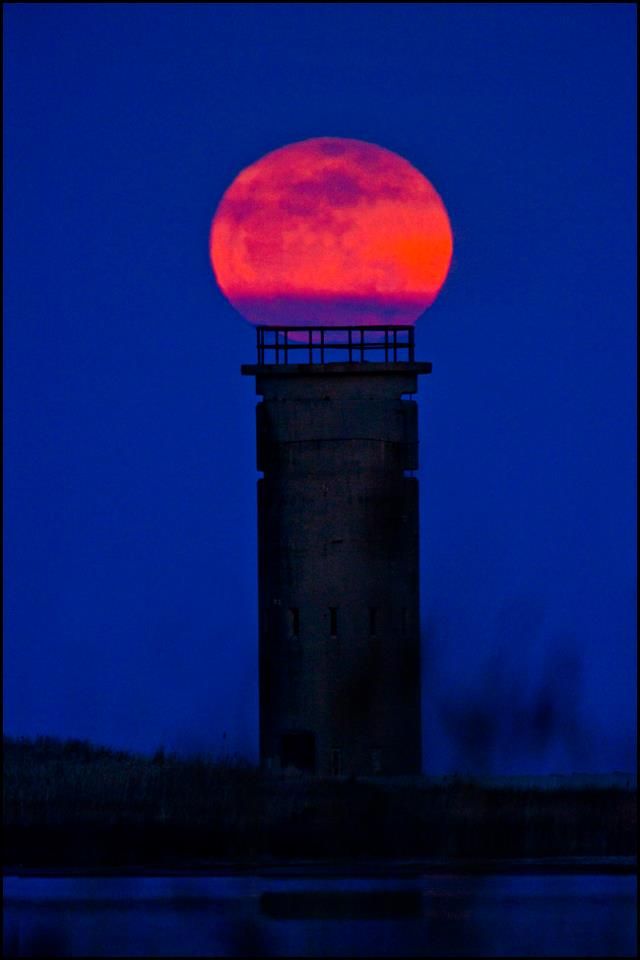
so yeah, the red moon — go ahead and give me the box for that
[210,137,453,330]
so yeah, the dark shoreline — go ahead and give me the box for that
[4,856,637,879]
[5,737,637,871]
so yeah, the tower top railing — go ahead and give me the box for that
[256,325,415,366]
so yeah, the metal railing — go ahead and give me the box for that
[256,325,415,365]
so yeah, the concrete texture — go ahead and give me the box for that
[242,361,431,777]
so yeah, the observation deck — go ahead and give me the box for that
[241,325,432,377]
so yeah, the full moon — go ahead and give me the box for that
[210,137,453,330]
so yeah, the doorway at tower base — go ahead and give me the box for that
[264,736,397,777]
[281,731,316,773]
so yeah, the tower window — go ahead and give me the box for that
[331,748,343,776]
[401,607,407,635]
[369,606,377,637]
[289,607,300,637]
[329,607,338,638]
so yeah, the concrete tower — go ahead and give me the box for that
[243,325,430,777]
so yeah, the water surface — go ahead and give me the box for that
[4,872,636,957]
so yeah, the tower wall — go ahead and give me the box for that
[243,362,430,777]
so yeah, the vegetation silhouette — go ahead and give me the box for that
[4,737,636,869]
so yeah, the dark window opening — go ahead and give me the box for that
[369,607,377,637]
[401,607,407,635]
[331,748,343,776]
[371,749,382,775]
[281,731,316,773]
[329,607,338,638]
[289,607,300,637]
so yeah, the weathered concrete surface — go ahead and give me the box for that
[243,362,431,777]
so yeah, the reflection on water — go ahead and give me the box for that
[3,873,636,957]
[261,890,422,919]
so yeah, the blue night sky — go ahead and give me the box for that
[4,4,636,773]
